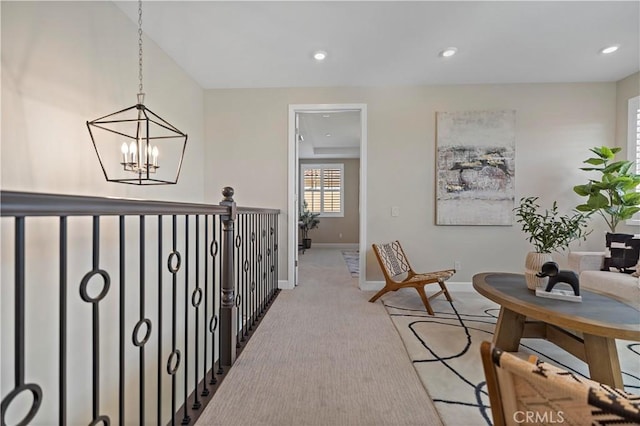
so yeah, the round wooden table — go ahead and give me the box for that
[473,272,640,388]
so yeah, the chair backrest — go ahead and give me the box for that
[372,241,411,277]
[480,341,640,426]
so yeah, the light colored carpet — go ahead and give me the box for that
[341,250,359,277]
[197,248,443,426]
[383,287,640,426]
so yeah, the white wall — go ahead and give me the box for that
[2,2,206,424]
[204,83,619,284]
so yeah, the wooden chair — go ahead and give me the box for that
[480,341,640,426]
[370,241,455,315]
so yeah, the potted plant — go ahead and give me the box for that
[514,197,590,290]
[573,146,640,233]
[299,200,320,249]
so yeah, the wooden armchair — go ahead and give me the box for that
[370,241,455,315]
[480,341,640,425]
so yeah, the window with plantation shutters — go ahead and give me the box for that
[301,164,344,217]
[628,96,640,225]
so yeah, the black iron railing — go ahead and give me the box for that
[0,187,279,425]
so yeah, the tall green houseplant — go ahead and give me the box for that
[299,200,320,249]
[573,146,640,233]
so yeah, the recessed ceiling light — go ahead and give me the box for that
[440,47,458,58]
[325,133,331,137]
[313,50,327,61]
[600,45,620,55]
[322,114,330,118]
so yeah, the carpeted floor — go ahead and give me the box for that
[382,287,640,426]
[341,250,359,277]
[197,247,443,425]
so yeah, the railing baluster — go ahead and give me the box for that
[1,216,43,426]
[182,215,191,425]
[243,215,249,339]
[60,217,68,426]
[235,217,241,347]
[137,215,148,425]
[193,215,202,410]
[170,215,179,426]
[79,215,111,425]
[260,215,265,315]
[157,215,163,425]
[254,215,259,326]
[202,215,211,395]
[119,215,126,425]
[217,216,224,376]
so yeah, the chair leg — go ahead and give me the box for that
[439,281,453,302]
[415,286,435,316]
[369,286,390,303]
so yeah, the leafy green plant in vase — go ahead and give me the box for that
[514,197,590,290]
[299,200,320,249]
[573,146,640,271]
[573,146,640,233]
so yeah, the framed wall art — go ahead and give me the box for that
[436,110,516,225]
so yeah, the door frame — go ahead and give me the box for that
[287,103,367,289]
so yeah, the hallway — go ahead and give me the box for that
[196,247,442,425]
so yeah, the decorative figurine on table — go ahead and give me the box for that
[535,261,582,302]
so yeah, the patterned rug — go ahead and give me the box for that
[382,288,640,426]
[341,250,359,277]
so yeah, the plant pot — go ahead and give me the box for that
[524,252,552,291]
[303,238,312,249]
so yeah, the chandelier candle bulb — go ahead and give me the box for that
[130,141,137,163]
[152,146,159,167]
[121,143,128,164]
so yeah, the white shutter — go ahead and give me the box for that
[300,164,344,216]
[628,96,640,224]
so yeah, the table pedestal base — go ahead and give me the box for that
[494,307,623,388]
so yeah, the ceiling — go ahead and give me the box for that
[114,1,639,158]
[297,111,361,159]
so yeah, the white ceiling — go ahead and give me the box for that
[115,1,639,89]
[297,111,361,159]
[114,1,639,159]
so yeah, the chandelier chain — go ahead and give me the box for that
[138,0,143,94]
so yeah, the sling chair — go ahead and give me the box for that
[480,341,640,425]
[370,240,455,315]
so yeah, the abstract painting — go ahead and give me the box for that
[436,110,515,225]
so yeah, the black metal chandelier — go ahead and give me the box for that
[87,0,187,185]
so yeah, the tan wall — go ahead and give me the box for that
[204,83,620,283]
[1,3,206,423]
[1,1,205,202]
[615,71,640,234]
[300,159,360,244]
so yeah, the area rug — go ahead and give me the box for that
[382,288,640,426]
[341,250,359,277]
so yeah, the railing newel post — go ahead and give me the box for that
[219,187,237,366]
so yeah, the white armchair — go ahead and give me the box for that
[568,251,605,272]
[568,251,639,308]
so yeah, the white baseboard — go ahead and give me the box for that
[278,279,294,290]
[360,280,384,291]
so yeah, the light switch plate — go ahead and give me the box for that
[391,206,400,217]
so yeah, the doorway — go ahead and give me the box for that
[287,104,367,289]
